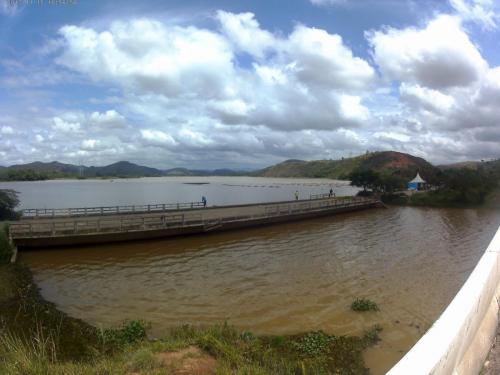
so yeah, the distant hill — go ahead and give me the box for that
[258,151,440,182]
[85,161,162,177]
[0,161,242,180]
[7,161,81,175]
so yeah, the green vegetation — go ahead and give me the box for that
[0,319,383,374]
[0,225,13,263]
[0,189,20,220]
[351,298,380,312]
[0,168,66,181]
[381,163,500,208]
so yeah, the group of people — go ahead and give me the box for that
[293,188,336,201]
[200,187,335,206]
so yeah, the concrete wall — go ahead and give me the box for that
[387,225,500,375]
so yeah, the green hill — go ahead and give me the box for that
[258,151,440,182]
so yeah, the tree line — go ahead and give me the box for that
[349,163,500,205]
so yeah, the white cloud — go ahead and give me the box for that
[367,15,487,89]
[81,139,101,151]
[284,25,375,90]
[216,11,275,58]
[52,117,81,133]
[399,83,455,113]
[449,0,498,30]
[140,129,177,147]
[89,110,126,128]
[57,20,235,99]
[1,126,14,135]
[2,10,494,168]
[309,0,347,6]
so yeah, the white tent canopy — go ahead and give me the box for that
[409,173,426,183]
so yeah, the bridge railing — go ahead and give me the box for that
[10,197,379,238]
[21,201,205,219]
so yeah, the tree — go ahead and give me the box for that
[0,189,20,220]
[349,169,379,192]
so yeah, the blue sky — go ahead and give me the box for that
[1,0,499,168]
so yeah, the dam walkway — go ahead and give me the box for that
[9,196,381,248]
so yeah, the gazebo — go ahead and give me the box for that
[407,172,426,191]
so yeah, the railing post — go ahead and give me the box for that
[142,217,146,230]
[182,214,185,226]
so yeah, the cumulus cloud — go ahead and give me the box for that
[140,129,177,147]
[89,110,126,128]
[57,20,235,99]
[367,15,487,89]
[81,139,102,151]
[399,83,455,113]
[216,11,275,58]
[52,117,81,133]
[56,14,374,132]
[3,9,498,167]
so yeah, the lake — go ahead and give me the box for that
[2,177,499,374]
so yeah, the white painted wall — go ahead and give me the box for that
[387,225,500,375]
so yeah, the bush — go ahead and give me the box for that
[0,225,13,264]
[0,190,19,220]
[351,298,379,312]
[102,320,148,348]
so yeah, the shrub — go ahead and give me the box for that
[102,320,148,348]
[0,225,13,264]
[0,190,19,220]
[351,298,379,312]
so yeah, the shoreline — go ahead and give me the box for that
[0,246,382,374]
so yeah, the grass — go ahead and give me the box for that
[351,298,379,312]
[0,322,383,374]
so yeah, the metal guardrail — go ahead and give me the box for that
[310,193,348,200]
[10,197,378,239]
[21,201,205,219]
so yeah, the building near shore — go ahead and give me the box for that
[407,172,426,191]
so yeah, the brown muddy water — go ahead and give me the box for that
[5,177,499,374]
[18,206,498,374]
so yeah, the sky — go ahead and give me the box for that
[0,0,499,169]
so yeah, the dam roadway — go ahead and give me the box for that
[9,196,381,248]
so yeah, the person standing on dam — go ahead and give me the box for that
[202,196,207,208]
[294,191,299,200]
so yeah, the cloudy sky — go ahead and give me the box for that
[1,0,499,169]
